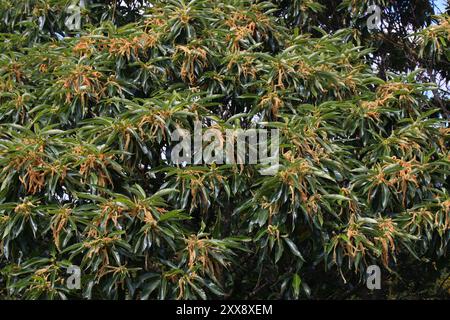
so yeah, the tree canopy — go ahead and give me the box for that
[0,0,449,299]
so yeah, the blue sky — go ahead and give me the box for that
[435,0,448,13]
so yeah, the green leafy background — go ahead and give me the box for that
[0,0,449,299]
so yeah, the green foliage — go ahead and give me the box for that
[0,0,448,299]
